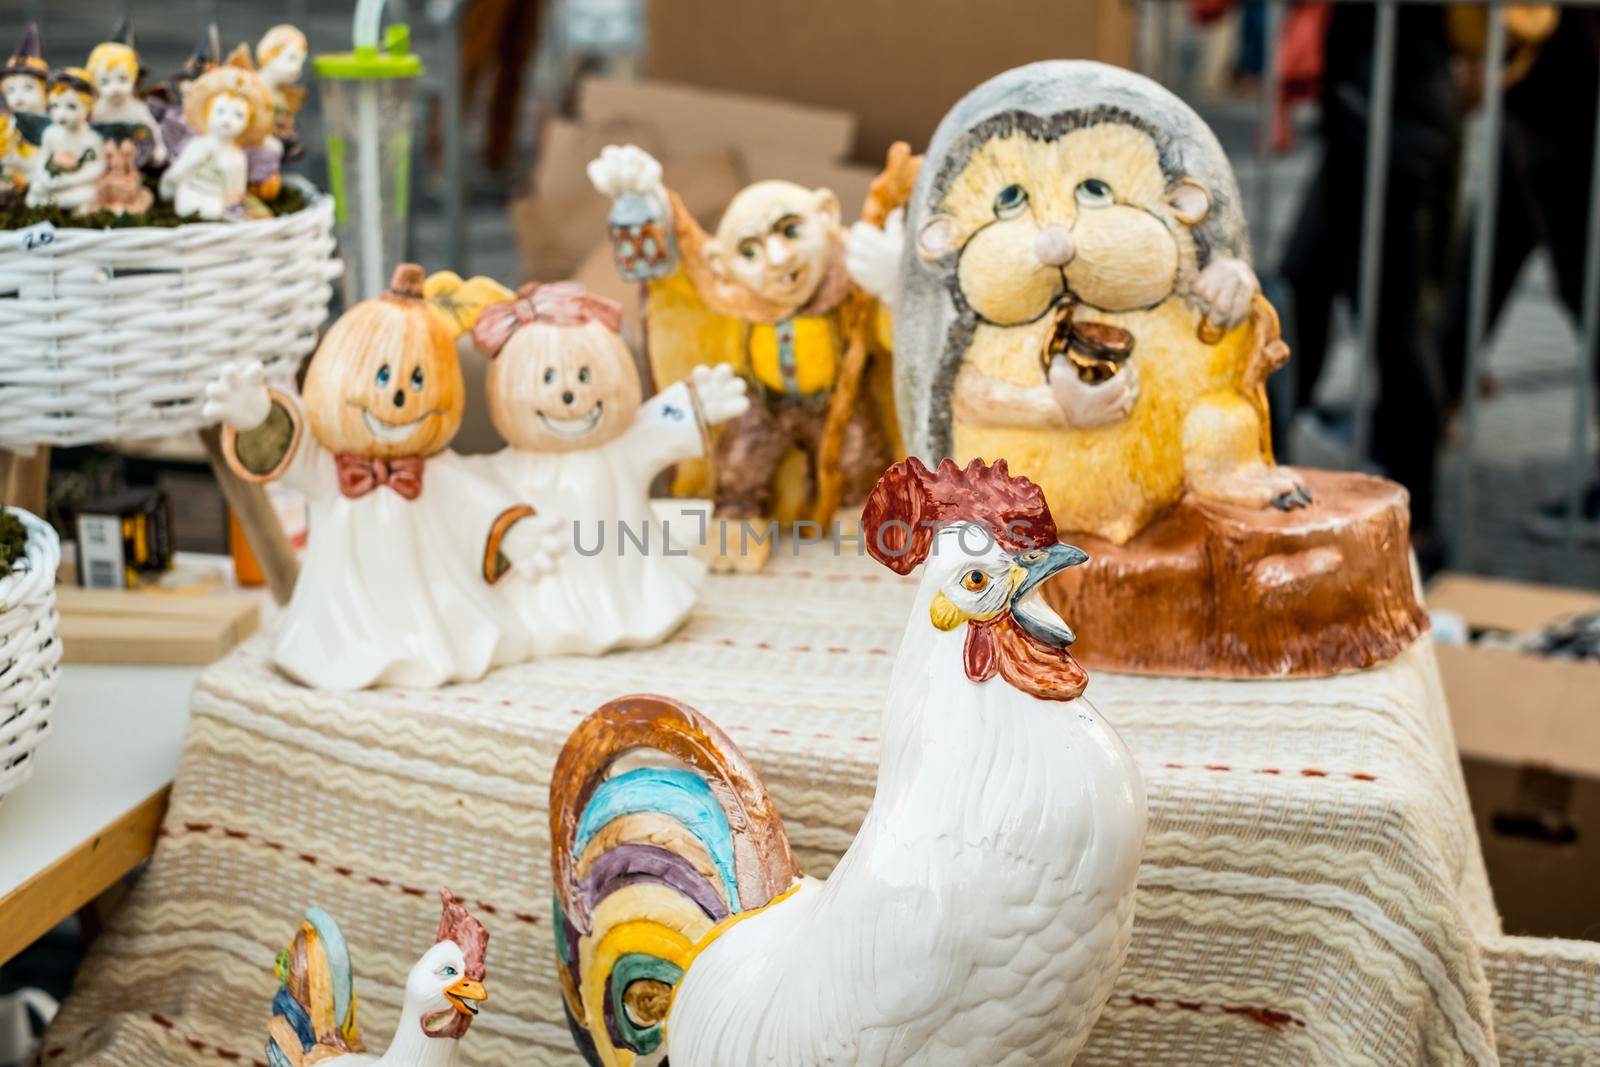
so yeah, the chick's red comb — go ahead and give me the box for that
[434,889,488,1038]
[861,457,1057,575]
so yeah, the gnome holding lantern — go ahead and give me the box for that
[589,144,899,573]
[205,264,564,691]
[467,281,750,657]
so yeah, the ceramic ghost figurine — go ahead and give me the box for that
[551,459,1144,1067]
[255,24,306,161]
[159,64,271,220]
[468,282,749,656]
[25,69,105,214]
[205,264,563,690]
[86,21,165,168]
[0,24,47,194]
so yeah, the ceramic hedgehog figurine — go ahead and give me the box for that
[852,61,1305,545]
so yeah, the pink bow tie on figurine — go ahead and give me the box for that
[471,281,624,357]
[335,453,425,500]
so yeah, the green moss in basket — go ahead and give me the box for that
[0,183,309,230]
[0,507,26,580]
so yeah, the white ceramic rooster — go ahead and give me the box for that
[550,457,1147,1067]
[266,891,488,1067]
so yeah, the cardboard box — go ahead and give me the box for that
[1428,572,1600,939]
[644,0,1137,164]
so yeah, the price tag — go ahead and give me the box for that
[17,221,57,252]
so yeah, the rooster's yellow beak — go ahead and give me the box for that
[444,977,487,1016]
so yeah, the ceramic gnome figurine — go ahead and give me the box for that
[205,264,563,690]
[159,62,273,219]
[266,890,488,1067]
[86,21,166,168]
[468,281,749,656]
[550,458,1145,1067]
[0,24,47,196]
[25,69,105,214]
[588,145,898,572]
[849,60,1427,678]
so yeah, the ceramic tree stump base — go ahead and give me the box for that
[1043,468,1428,678]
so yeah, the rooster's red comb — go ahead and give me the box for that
[860,457,1057,575]
[434,889,488,1037]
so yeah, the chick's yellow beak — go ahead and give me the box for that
[445,977,487,1016]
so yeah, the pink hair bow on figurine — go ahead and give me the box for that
[472,282,625,357]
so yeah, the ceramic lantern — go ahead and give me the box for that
[549,458,1145,1067]
[315,0,422,302]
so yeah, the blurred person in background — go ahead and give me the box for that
[1434,7,1600,545]
[1277,3,1462,569]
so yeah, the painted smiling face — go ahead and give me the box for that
[487,317,641,453]
[303,265,465,459]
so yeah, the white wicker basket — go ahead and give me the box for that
[0,507,61,805]
[0,178,340,448]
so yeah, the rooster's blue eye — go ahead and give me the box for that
[441,966,457,976]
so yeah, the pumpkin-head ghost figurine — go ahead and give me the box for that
[588,145,902,572]
[25,68,105,214]
[205,264,564,690]
[85,18,165,168]
[466,281,749,657]
[157,62,272,220]
[847,60,1426,679]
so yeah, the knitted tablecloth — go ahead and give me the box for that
[45,544,1600,1066]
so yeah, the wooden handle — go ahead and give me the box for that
[201,425,299,606]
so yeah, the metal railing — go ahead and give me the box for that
[1143,0,1600,571]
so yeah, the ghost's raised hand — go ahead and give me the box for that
[846,207,906,306]
[500,512,568,581]
[1192,257,1259,332]
[1048,357,1140,429]
[690,363,749,425]
[203,360,272,431]
[586,144,666,205]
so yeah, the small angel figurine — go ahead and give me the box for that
[255,24,306,161]
[469,282,749,657]
[86,22,165,168]
[25,69,105,215]
[205,264,562,691]
[159,64,271,220]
